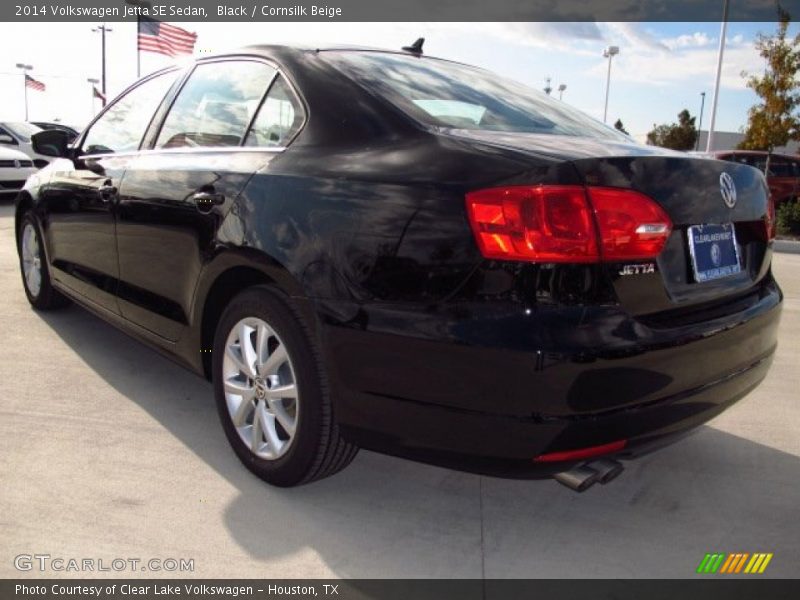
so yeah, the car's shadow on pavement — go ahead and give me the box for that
[36,304,800,578]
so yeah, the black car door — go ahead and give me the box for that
[115,58,303,341]
[40,70,179,314]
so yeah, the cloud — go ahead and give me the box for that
[605,22,670,52]
[585,36,761,91]
[662,32,715,50]
[434,22,605,55]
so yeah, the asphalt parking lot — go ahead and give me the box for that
[1,196,798,579]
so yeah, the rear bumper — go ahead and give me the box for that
[323,277,782,474]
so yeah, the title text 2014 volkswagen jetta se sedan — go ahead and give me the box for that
[16,45,782,491]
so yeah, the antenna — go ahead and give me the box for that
[402,38,425,55]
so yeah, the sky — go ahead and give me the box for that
[0,20,792,141]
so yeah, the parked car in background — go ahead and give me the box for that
[31,122,80,144]
[14,45,782,492]
[712,150,800,207]
[0,146,36,195]
[0,121,52,168]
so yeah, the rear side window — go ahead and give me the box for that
[244,75,305,147]
[156,61,277,149]
[82,71,176,155]
[324,51,628,141]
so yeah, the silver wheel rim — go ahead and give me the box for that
[21,223,42,298]
[222,317,299,460]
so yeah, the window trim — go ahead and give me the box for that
[147,54,308,153]
[243,72,306,149]
[76,66,182,158]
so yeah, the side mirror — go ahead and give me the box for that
[0,133,16,145]
[31,129,71,158]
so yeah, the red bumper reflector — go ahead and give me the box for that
[766,194,777,240]
[533,439,627,463]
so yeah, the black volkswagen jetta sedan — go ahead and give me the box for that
[16,45,782,491]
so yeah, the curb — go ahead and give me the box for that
[774,239,800,254]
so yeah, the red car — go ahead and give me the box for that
[712,150,799,206]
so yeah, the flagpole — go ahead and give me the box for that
[124,0,151,79]
[15,63,32,121]
[137,15,141,79]
[706,0,729,153]
[87,78,100,117]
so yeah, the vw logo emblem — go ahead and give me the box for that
[254,377,268,400]
[711,242,721,267]
[13,159,20,169]
[720,172,737,208]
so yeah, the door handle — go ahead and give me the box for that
[98,183,117,202]
[193,190,225,211]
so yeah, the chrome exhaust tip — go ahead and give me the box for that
[586,458,624,484]
[553,465,600,492]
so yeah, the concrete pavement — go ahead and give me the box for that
[1,197,798,578]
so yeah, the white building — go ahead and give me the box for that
[695,130,800,154]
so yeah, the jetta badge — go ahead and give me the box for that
[720,172,737,208]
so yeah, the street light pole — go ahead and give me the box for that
[15,63,33,121]
[706,0,729,152]
[696,91,706,151]
[603,46,620,123]
[92,24,113,106]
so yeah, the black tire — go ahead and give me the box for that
[213,285,358,486]
[18,212,71,311]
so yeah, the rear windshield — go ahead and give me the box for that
[323,51,628,141]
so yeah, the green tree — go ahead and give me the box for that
[614,119,629,135]
[646,109,698,150]
[738,8,800,153]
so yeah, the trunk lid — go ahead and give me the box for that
[443,130,773,317]
[571,154,771,317]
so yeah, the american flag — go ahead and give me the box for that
[137,18,197,57]
[25,74,45,92]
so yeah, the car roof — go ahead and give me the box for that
[213,44,478,70]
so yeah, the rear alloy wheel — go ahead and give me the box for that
[213,286,358,486]
[18,213,70,310]
[222,317,299,460]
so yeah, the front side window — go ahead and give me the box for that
[82,71,176,155]
[0,126,17,144]
[323,51,629,141]
[156,61,277,149]
[244,75,305,147]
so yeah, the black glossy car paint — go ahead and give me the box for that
[16,46,782,476]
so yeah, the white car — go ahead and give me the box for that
[0,121,53,168]
[0,146,36,195]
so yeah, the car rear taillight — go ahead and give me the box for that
[587,187,673,260]
[465,186,599,262]
[465,185,672,263]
